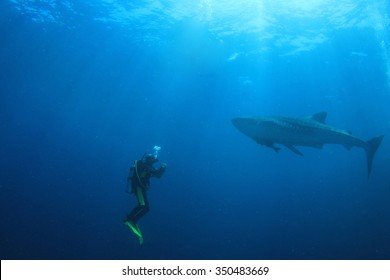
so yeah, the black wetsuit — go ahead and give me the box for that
[126,159,165,224]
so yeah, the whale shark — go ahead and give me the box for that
[232,112,384,176]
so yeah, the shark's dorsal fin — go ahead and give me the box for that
[311,112,327,124]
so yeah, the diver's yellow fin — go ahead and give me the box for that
[125,221,144,245]
[134,224,143,245]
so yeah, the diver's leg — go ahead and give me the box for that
[126,206,143,222]
[125,186,145,222]
[124,187,149,244]
[131,188,150,223]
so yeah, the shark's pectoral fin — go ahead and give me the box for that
[270,145,281,153]
[309,143,323,149]
[344,144,353,150]
[284,145,304,156]
[255,138,281,153]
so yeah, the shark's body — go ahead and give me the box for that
[232,112,384,176]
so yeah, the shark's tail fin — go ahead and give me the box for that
[365,135,384,176]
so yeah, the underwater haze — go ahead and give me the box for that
[1,0,390,260]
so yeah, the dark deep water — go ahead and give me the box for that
[1,1,390,260]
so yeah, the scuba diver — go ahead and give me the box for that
[124,146,166,244]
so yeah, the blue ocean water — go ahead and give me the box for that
[1,0,390,260]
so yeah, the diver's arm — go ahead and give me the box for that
[152,163,167,178]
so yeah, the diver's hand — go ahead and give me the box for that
[161,163,167,169]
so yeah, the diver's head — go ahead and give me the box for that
[143,153,158,165]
